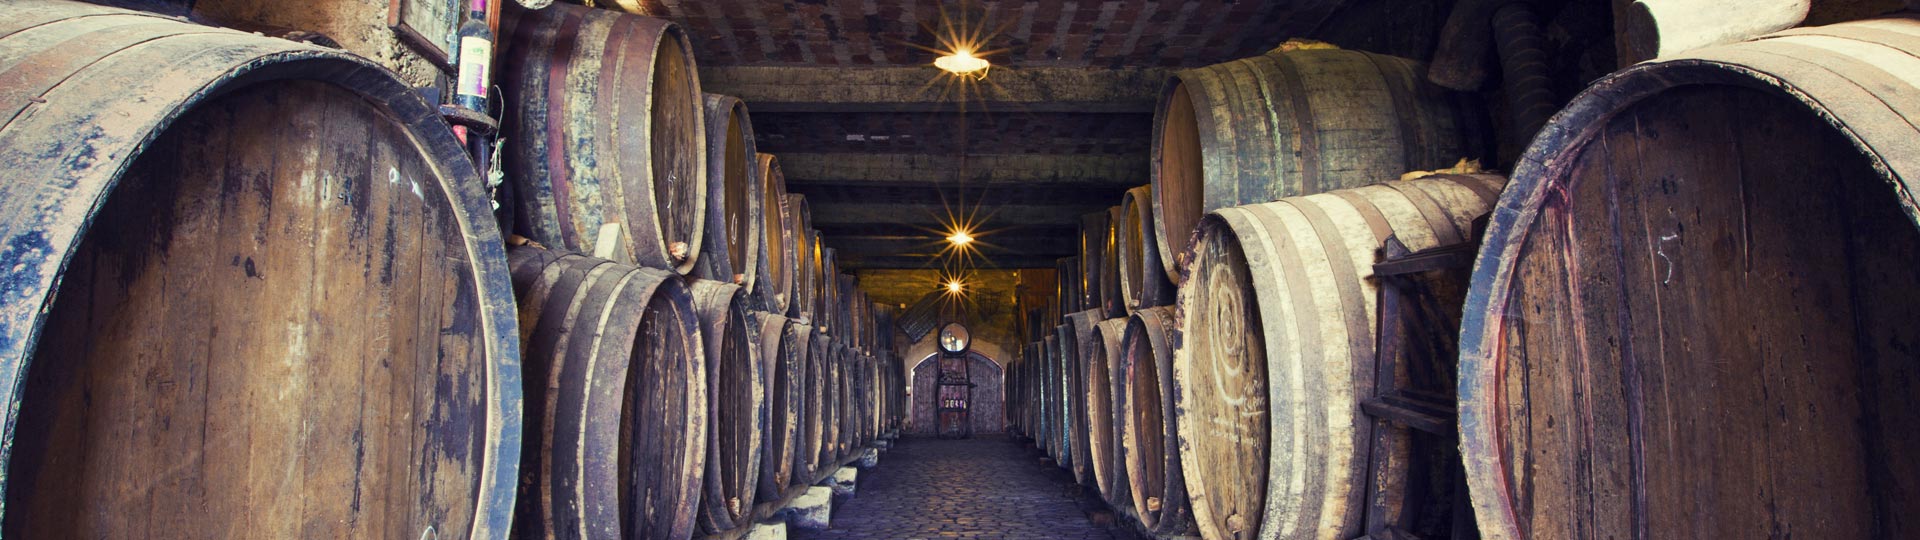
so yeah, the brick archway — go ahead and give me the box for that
[907,352,1004,436]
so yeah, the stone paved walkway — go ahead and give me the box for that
[795,435,1124,540]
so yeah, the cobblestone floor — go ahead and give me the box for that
[794,435,1125,540]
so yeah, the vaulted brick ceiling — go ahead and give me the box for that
[654,0,1350,269]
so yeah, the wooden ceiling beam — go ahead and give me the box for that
[774,152,1146,186]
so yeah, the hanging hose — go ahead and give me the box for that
[1492,2,1557,153]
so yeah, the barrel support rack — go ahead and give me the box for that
[1353,220,1485,540]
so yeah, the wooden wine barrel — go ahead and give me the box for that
[506,244,707,540]
[754,311,800,502]
[0,4,519,537]
[835,274,859,347]
[1152,48,1487,284]
[798,329,829,478]
[1118,186,1176,311]
[1041,334,1061,461]
[816,336,842,468]
[1079,211,1113,315]
[689,280,764,534]
[1173,174,1502,540]
[1064,310,1102,486]
[1056,322,1083,474]
[780,322,820,489]
[1057,257,1083,314]
[835,344,857,457]
[1099,205,1127,319]
[1460,18,1920,540]
[787,199,819,322]
[692,95,762,291]
[501,2,706,273]
[1088,317,1132,506]
[817,252,841,335]
[1123,307,1194,534]
[756,154,794,314]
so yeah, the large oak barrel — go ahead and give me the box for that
[1041,334,1061,461]
[815,335,842,469]
[1172,174,1502,540]
[796,326,828,483]
[506,245,707,540]
[1057,257,1083,314]
[1152,48,1486,284]
[1054,330,1072,465]
[500,2,706,273]
[1459,18,1920,540]
[1123,306,1194,534]
[1079,212,1114,316]
[755,154,794,313]
[1064,310,1102,486]
[689,280,763,534]
[786,323,821,487]
[835,343,856,457]
[693,95,762,291]
[816,252,841,335]
[753,311,800,502]
[1088,318,1132,506]
[0,4,519,537]
[787,198,819,322]
[1119,185,1177,311]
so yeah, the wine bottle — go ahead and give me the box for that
[453,0,491,114]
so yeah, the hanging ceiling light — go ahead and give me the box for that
[946,228,974,246]
[935,48,990,79]
[945,279,965,294]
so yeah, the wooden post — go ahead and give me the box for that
[1618,0,1810,65]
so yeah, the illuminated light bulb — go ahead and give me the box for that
[947,230,974,246]
[934,49,990,78]
[945,280,964,294]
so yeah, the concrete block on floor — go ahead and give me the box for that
[744,519,787,540]
[786,486,834,530]
[857,447,880,468]
[829,466,858,496]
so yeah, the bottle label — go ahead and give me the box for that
[457,36,490,100]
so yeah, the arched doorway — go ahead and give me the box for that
[908,352,1003,436]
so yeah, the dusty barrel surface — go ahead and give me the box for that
[693,95,762,292]
[689,280,764,534]
[753,312,799,501]
[1460,17,1920,540]
[500,2,706,273]
[1119,185,1176,311]
[1152,48,1486,284]
[507,245,707,540]
[0,3,520,538]
[1123,306,1194,535]
[755,153,793,313]
[1089,318,1132,507]
[1172,174,1503,540]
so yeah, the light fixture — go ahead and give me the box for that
[945,280,965,294]
[946,229,974,246]
[934,48,990,79]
